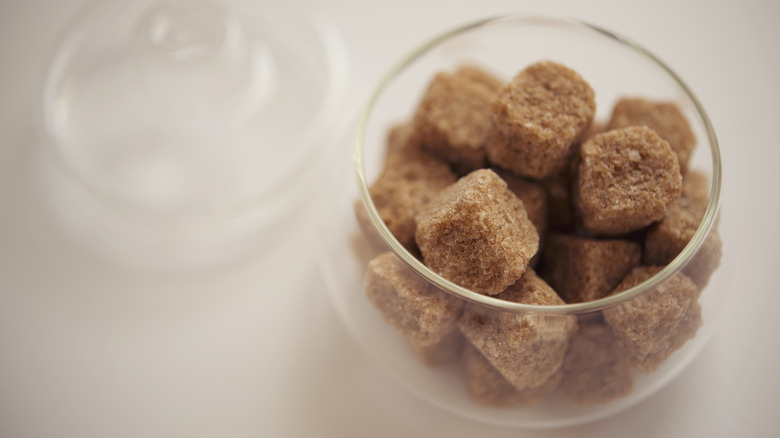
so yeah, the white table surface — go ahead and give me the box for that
[1,0,779,437]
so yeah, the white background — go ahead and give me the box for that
[1,0,779,437]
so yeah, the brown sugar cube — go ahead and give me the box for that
[542,234,642,303]
[463,342,561,407]
[410,71,496,174]
[681,170,711,208]
[683,231,722,290]
[494,169,549,242]
[354,123,426,252]
[679,171,721,288]
[353,199,386,252]
[365,252,464,347]
[367,148,457,252]
[575,126,683,236]
[414,328,465,367]
[560,318,634,404]
[458,268,576,390]
[415,169,539,295]
[644,172,722,289]
[455,64,505,93]
[643,194,706,266]
[603,266,701,373]
[496,169,548,268]
[384,122,419,157]
[585,119,609,141]
[608,97,696,172]
[680,170,720,228]
[541,171,577,232]
[487,61,596,179]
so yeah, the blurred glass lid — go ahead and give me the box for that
[42,0,350,238]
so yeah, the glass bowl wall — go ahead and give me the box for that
[322,14,725,428]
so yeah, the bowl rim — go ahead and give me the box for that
[354,13,721,315]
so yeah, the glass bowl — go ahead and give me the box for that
[320,14,726,428]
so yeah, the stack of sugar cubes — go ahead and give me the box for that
[356,61,721,406]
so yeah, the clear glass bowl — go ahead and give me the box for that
[320,14,726,428]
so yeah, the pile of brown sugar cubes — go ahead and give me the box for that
[356,60,722,406]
